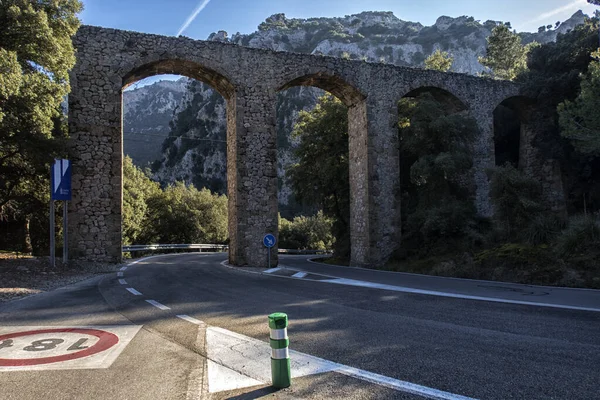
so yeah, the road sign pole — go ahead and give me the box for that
[49,199,55,268]
[268,246,271,269]
[63,201,68,265]
[269,312,291,388]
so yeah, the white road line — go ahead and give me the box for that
[118,279,127,285]
[146,300,170,310]
[206,325,476,399]
[177,314,203,325]
[322,278,600,313]
[292,271,307,278]
[120,266,128,271]
[126,288,142,296]
[263,267,281,274]
[117,272,124,277]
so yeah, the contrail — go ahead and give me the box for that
[531,0,586,23]
[177,0,212,36]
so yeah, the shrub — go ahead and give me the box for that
[555,214,600,256]
[278,211,334,250]
[488,164,544,239]
[519,213,565,245]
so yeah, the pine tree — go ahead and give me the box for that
[425,49,453,72]
[479,24,535,80]
[558,50,600,154]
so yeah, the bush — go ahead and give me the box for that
[488,164,545,239]
[519,213,565,245]
[555,214,600,256]
[279,211,334,250]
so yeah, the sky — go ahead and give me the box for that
[80,0,597,87]
[80,0,597,38]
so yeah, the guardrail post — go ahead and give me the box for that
[269,312,291,388]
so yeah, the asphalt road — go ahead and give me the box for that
[1,253,599,399]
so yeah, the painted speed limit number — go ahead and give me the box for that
[0,326,141,371]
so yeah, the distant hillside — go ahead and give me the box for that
[123,78,188,167]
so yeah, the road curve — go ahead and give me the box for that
[102,253,600,400]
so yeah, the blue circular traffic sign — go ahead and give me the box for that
[263,234,276,248]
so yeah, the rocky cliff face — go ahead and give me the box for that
[123,10,586,216]
[123,78,188,167]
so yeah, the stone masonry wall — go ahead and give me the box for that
[69,25,520,267]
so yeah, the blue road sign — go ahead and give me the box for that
[263,233,276,248]
[51,159,72,201]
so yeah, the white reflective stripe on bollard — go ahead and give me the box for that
[271,348,290,359]
[270,328,288,340]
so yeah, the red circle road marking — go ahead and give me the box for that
[0,328,119,366]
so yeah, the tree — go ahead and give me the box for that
[141,182,228,245]
[122,156,160,245]
[0,1,83,216]
[287,94,351,257]
[520,15,600,213]
[479,24,535,80]
[424,49,453,72]
[278,211,334,250]
[488,164,544,239]
[398,93,480,252]
[558,50,600,155]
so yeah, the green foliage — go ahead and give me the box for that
[488,164,545,239]
[141,182,228,245]
[278,211,334,250]
[520,16,600,214]
[424,49,453,72]
[558,50,600,155]
[0,0,82,217]
[519,213,565,245]
[398,93,479,251]
[122,156,160,245]
[478,24,534,80]
[555,214,600,256]
[287,94,350,257]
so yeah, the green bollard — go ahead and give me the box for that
[268,312,291,388]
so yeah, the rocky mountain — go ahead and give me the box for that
[123,78,188,166]
[123,10,587,217]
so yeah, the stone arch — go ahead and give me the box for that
[399,86,469,113]
[492,95,535,169]
[278,72,366,107]
[121,59,235,100]
[119,59,238,257]
[277,72,370,266]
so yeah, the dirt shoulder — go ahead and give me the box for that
[0,253,120,304]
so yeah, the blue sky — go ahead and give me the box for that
[81,0,596,39]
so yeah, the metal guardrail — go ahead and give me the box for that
[122,244,332,255]
[122,244,228,252]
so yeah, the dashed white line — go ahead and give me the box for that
[117,271,124,277]
[120,266,128,271]
[146,300,170,310]
[118,279,128,285]
[263,267,281,274]
[292,271,307,278]
[126,288,142,296]
[177,314,203,325]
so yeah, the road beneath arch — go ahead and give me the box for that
[0,253,598,399]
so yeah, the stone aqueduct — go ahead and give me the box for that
[68,25,523,268]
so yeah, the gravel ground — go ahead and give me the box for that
[0,253,121,303]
